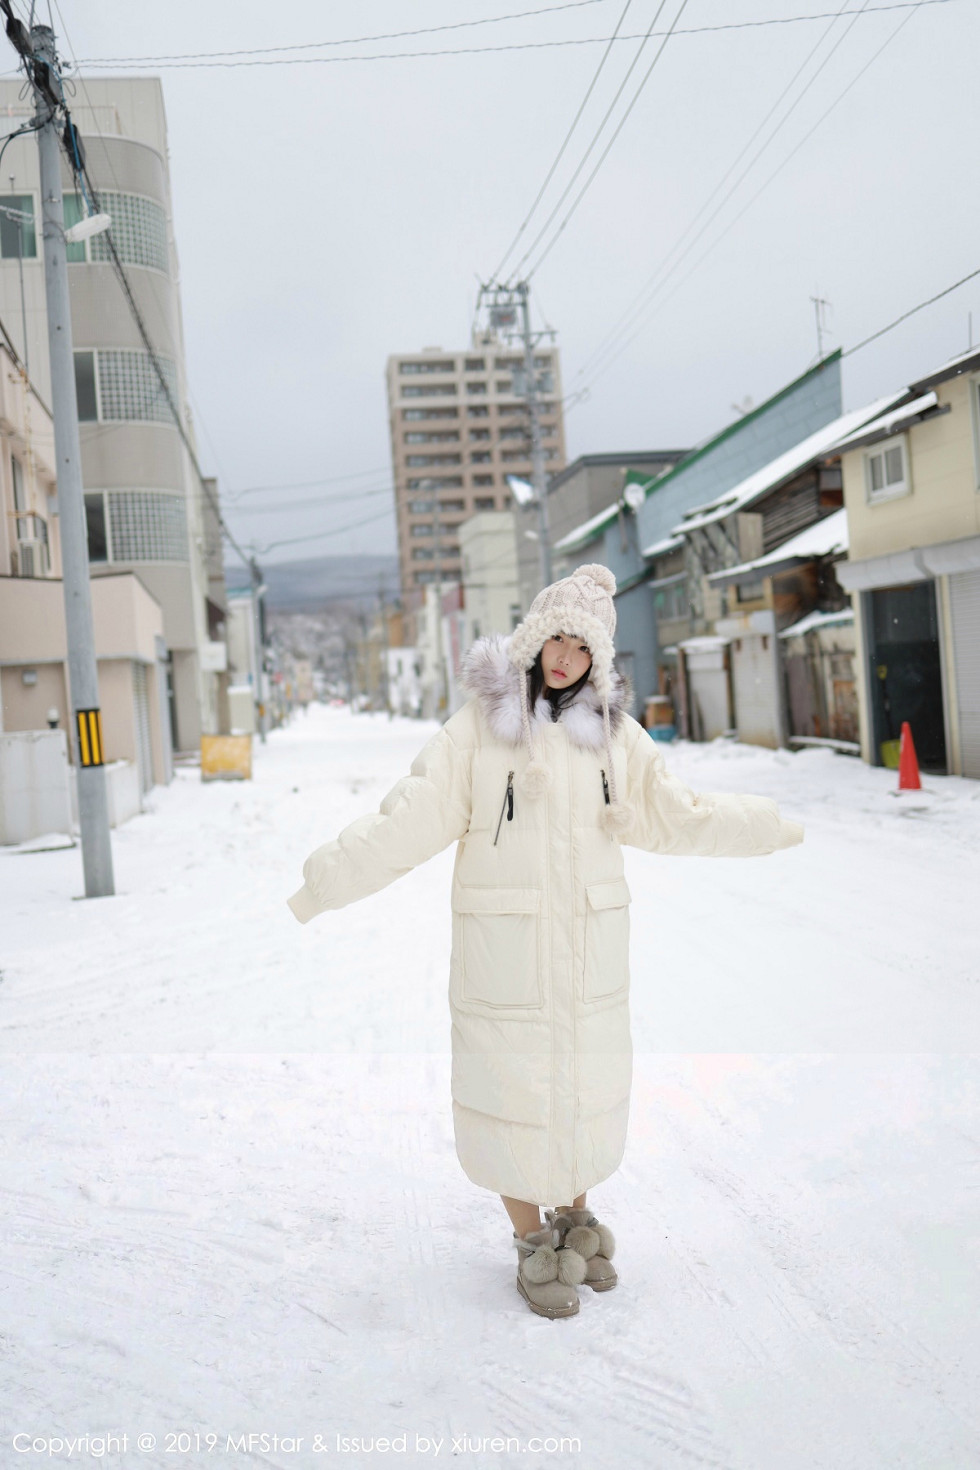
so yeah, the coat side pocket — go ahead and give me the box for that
[452,884,542,1009]
[582,878,631,1002]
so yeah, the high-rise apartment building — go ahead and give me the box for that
[0,75,226,754]
[385,341,567,593]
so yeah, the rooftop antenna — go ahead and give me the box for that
[811,291,832,360]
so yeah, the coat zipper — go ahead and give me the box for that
[493,770,515,845]
[600,768,610,805]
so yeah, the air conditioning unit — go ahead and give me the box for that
[16,538,42,577]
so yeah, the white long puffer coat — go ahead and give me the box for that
[288,635,803,1206]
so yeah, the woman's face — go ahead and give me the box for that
[541,633,592,690]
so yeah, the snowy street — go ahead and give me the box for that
[2,705,978,1470]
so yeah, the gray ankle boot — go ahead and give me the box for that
[545,1208,618,1291]
[513,1224,588,1318]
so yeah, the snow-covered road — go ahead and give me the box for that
[2,706,978,1469]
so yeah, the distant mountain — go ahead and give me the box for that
[225,553,400,612]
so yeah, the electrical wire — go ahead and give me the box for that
[77,0,611,63]
[523,0,691,280]
[67,3,958,68]
[226,466,392,501]
[254,503,397,555]
[569,0,925,404]
[573,0,862,385]
[843,264,980,356]
[504,0,670,283]
[489,0,633,284]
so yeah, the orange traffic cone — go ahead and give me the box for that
[898,721,921,792]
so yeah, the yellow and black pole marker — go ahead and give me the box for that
[75,708,105,767]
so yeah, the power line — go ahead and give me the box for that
[228,484,395,516]
[66,2,958,68]
[569,0,925,403]
[254,503,397,555]
[573,0,862,385]
[489,0,633,283]
[76,0,611,63]
[524,0,692,280]
[226,466,392,501]
[844,265,980,355]
[503,0,670,284]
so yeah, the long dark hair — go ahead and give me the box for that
[528,647,592,722]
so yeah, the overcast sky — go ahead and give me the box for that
[41,0,980,565]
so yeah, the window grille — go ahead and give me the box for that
[108,490,187,561]
[90,192,169,273]
[97,350,178,423]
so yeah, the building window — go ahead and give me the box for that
[405,453,461,467]
[533,355,552,368]
[0,194,36,258]
[407,476,463,490]
[84,493,109,562]
[404,431,459,443]
[75,349,178,424]
[401,384,457,397]
[90,192,168,272]
[108,490,187,560]
[410,523,434,536]
[400,360,455,374]
[494,357,522,370]
[473,474,495,487]
[412,546,437,560]
[466,382,487,396]
[498,403,526,417]
[495,380,514,394]
[471,451,492,464]
[865,435,909,502]
[440,499,465,512]
[469,428,491,441]
[474,496,496,511]
[464,357,485,371]
[467,405,489,418]
[499,425,527,440]
[735,579,766,604]
[402,407,457,420]
[501,450,531,463]
[74,352,99,420]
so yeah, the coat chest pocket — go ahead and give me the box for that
[452,885,542,1009]
[583,878,631,1002]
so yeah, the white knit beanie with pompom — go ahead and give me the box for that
[508,563,630,835]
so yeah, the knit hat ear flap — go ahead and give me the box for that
[517,658,552,798]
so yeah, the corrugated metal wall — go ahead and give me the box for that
[949,569,980,777]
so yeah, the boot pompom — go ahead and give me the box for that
[556,1247,588,1286]
[594,1223,616,1259]
[564,1224,601,1260]
[600,801,632,838]
[519,761,553,798]
[521,1244,559,1284]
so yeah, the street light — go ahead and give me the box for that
[64,209,111,244]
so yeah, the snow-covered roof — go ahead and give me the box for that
[678,634,730,652]
[642,532,684,559]
[778,607,854,639]
[831,392,938,452]
[671,394,906,537]
[707,508,849,585]
[553,500,620,553]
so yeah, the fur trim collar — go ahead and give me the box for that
[459,634,628,751]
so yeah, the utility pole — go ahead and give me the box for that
[11,18,115,896]
[516,282,552,587]
[249,556,267,743]
[478,279,554,587]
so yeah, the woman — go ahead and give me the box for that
[287,563,803,1319]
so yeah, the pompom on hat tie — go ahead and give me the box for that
[508,563,630,836]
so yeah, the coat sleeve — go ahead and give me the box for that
[286,723,472,924]
[621,719,804,857]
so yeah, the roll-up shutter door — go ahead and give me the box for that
[949,569,980,777]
